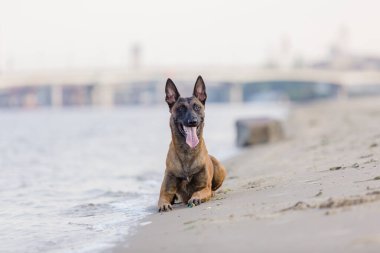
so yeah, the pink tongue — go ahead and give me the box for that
[184,126,199,148]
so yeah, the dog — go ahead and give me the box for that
[158,76,226,212]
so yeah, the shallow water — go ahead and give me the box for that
[0,103,288,253]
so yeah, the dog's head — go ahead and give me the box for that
[165,76,207,149]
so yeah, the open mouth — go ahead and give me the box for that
[178,123,200,149]
[178,123,200,135]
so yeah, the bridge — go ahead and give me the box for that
[0,67,380,107]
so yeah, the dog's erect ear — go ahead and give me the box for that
[193,75,207,105]
[165,78,180,111]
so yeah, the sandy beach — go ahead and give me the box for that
[115,98,380,253]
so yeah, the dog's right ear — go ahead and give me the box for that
[165,78,180,111]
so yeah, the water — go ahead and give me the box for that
[0,103,288,253]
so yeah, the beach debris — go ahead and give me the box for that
[370,143,378,148]
[324,210,338,216]
[364,159,378,164]
[187,203,195,208]
[280,191,380,213]
[183,220,197,225]
[360,154,373,159]
[319,192,380,209]
[246,181,260,189]
[140,221,152,226]
[352,163,360,168]
[214,192,227,199]
[217,188,232,194]
[280,201,313,212]
[327,192,380,208]
[242,213,256,218]
[329,166,344,171]
[314,190,323,197]
[354,176,380,183]
[183,217,210,230]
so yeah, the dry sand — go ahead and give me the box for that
[114,98,380,253]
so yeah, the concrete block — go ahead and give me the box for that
[236,117,284,147]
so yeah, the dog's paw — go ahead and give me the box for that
[158,203,172,212]
[187,198,201,207]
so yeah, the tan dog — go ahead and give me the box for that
[158,76,226,212]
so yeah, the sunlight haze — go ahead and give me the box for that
[0,0,379,71]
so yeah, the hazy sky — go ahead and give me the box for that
[0,0,379,71]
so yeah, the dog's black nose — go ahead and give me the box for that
[188,117,198,126]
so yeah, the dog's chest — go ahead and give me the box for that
[178,164,203,185]
[177,165,199,187]
[182,174,193,183]
[178,174,194,193]
[178,168,194,182]
[176,156,198,178]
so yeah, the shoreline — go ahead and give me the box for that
[114,98,380,253]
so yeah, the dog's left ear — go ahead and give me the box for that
[193,75,207,105]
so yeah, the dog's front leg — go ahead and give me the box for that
[158,173,177,212]
[188,186,212,206]
[188,167,213,206]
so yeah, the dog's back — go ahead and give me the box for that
[210,155,226,191]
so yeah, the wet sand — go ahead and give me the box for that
[115,98,380,253]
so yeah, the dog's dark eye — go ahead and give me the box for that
[193,104,200,111]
